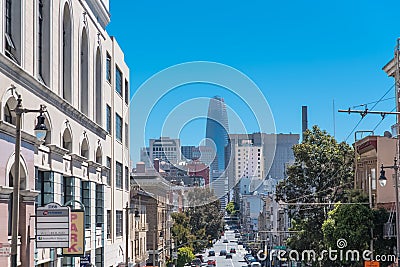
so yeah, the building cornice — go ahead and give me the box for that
[382,58,395,77]
[47,144,69,156]
[70,153,87,163]
[81,0,111,30]
[0,121,41,146]
[0,54,108,139]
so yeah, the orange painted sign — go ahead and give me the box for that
[63,210,85,256]
[364,261,379,267]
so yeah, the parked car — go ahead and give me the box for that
[226,253,233,259]
[195,254,204,262]
[250,262,261,267]
[191,258,202,267]
[230,248,236,254]
[220,249,227,256]
[235,233,240,238]
[207,259,216,266]
[238,241,243,245]
[223,239,229,243]
[208,250,215,257]
[234,229,239,233]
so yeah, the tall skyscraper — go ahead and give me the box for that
[205,96,229,175]
[205,96,229,210]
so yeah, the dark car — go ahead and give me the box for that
[207,259,216,266]
[208,250,215,257]
[226,253,233,259]
[234,229,239,233]
[220,249,227,256]
[238,241,243,245]
[223,239,229,243]
[230,248,236,254]
[191,258,202,267]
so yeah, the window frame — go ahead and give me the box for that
[115,65,123,96]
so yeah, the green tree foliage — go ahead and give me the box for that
[171,188,224,253]
[177,246,195,267]
[276,125,354,252]
[226,201,238,216]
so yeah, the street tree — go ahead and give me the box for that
[276,125,354,253]
[177,246,195,267]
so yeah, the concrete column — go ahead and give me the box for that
[20,190,39,267]
[0,186,13,267]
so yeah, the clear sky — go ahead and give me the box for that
[107,0,400,162]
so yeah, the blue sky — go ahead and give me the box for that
[107,0,400,162]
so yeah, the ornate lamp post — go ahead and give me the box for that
[11,94,47,267]
[379,158,400,266]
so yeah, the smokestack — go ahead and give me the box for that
[302,106,308,140]
[153,158,160,172]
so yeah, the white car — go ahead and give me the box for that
[250,262,261,267]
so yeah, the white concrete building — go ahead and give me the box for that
[0,0,130,266]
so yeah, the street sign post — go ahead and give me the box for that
[36,203,71,248]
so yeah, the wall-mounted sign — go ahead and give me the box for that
[36,203,70,248]
[63,210,85,256]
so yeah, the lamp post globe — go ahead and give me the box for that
[34,112,47,141]
[379,167,387,187]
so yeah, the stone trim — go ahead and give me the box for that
[0,186,13,200]
[20,189,40,203]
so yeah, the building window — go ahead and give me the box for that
[125,166,129,191]
[62,3,72,102]
[107,210,111,239]
[115,65,123,95]
[63,176,75,205]
[96,184,104,227]
[38,0,50,85]
[81,181,91,229]
[116,210,123,237]
[80,29,89,116]
[61,257,75,267]
[95,247,104,267]
[36,170,62,207]
[106,105,111,133]
[125,122,129,147]
[116,113,122,142]
[106,52,111,83]
[62,128,72,153]
[95,48,102,125]
[5,0,21,64]
[124,79,129,104]
[116,161,123,189]
[106,157,111,186]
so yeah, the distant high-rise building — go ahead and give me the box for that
[149,137,181,164]
[206,96,229,209]
[205,96,229,175]
[181,145,196,161]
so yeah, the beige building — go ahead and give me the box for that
[0,0,130,266]
[354,135,397,209]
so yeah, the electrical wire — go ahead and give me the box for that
[372,106,396,132]
[344,84,395,142]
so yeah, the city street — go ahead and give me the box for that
[202,230,248,267]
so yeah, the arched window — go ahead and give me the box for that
[4,97,17,125]
[95,48,102,124]
[37,0,51,85]
[5,0,21,64]
[62,4,72,102]
[95,146,102,164]
[80,29,89,116]
[80,138,89,159]
[62,128,72,153]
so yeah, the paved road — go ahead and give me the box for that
[202,230,248,267]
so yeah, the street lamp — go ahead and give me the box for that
[125,202,141,267]
[379,158,400,266]
[11,94,47,267]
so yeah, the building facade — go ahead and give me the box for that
[149,137,181,164]
[0,0,130,266]
[354,135,397,209]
